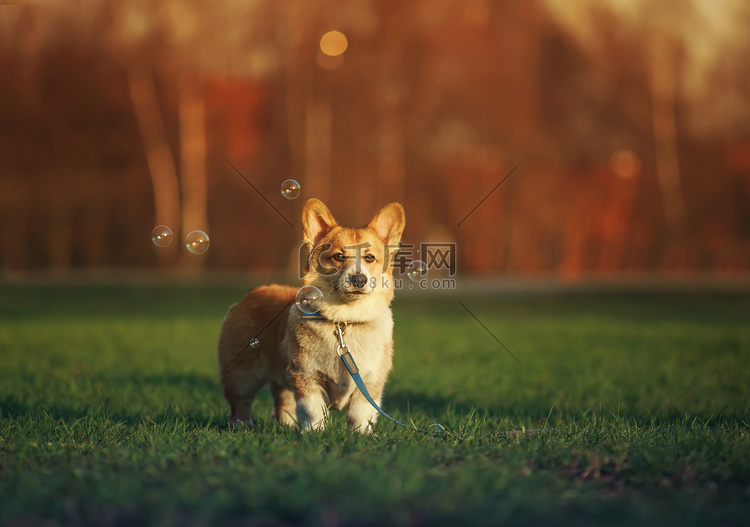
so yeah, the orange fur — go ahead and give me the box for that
[217,198,406,433]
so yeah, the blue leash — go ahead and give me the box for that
[333,321,419,431]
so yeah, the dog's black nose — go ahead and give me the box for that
[351,274,368,289]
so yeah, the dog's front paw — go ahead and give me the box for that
[300,420,327,433]
[296,397,329,432]
[348,417,378,435]
[228,418,253,431]
[355,425,376,436]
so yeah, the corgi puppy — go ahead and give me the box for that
[217,198,406,433]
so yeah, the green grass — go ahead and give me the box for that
[1,283,748,526]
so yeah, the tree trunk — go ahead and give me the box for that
[127,63,181,267]
[178,73,209,272]
[649,34,687,237]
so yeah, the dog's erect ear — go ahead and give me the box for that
[302,198,339,247]
[368,203,406,246]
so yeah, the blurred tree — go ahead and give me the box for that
[641,2,688,237]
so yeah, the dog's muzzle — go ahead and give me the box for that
[350,273,368,289]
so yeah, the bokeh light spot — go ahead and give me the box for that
[320,30,348,57]
[609,149,642,180]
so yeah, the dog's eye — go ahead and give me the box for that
[332,253,346,262]
[364,254,376,263]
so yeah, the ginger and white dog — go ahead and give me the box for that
[217,198,405,433]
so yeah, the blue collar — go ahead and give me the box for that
[300,311,327,321]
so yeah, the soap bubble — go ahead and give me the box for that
[295,285,323,314]
[406,260,428,282]
[185,230,210,254]
[249,338,260,349]
[281,179,301,200]
[151,225,173,247]
[428,423,446,436]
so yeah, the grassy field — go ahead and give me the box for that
[1,282,748,526]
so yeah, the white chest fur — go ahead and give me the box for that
[288,309,394,406]
[335,315,393,378]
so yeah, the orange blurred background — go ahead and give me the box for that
[1,0,749,279]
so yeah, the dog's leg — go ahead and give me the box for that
[270,382,297,427]
[223,380,263,429]
[295,388,329,432]
[346,381,384,434]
